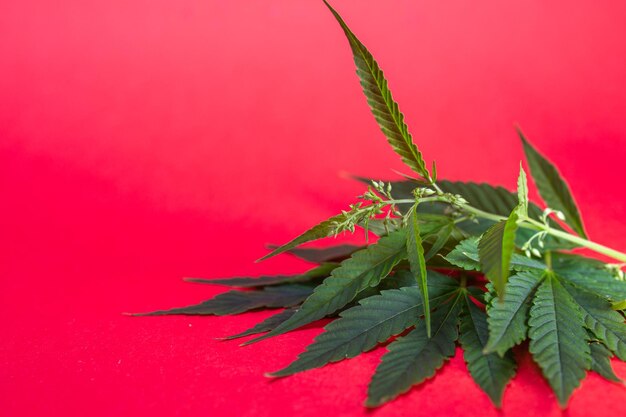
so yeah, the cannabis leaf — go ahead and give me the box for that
[140,3,626,411]
[519,129,587,237]
[384,178,577,249]
[407,207,431,336]
[258,214,349,261]
[245,229,407,345]
[459,293,517,407]
[324,0,432,181]
[589,342,622,383]
[446,237,545,273]
[272,244,362,264]
[270,272,459,377]
[423,221,454,261]
[554,256,626,301]
[528,273,590,407]
[186,263,337,287]
[366,291,463,407]
[484,272,542,356]
[223,308,297,340]
[517,164,529,217]
[135,285,313,316]
[565,283,626,361]
[478,210,519,298]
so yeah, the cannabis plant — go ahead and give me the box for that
[137,1,626,408]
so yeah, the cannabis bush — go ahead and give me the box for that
[136,1,626,408]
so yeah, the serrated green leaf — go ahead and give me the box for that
[478,211,519,298]
[378,269,418,289]
[459,294,517,407]
[358,218,401,237]
[270,244,363,264]
[589,342,622,383]
[446,237,546,273]
[564,283,626,361]
[554,256,626,301]
[366,291,463,407]
[270,272,459,377]
[324,1,431,180]
[484,282,496,308]
[445,238,483,271]
[528,274,590,407]
[519,129,586,238]
[407,208,431,336]
[517,163,529,217]
[134,285,313,316]
[224,308,297,340]
[244,229,408,345]
[423,221,454,261]
[258,213,349,261]
[186,263,338,287]
[484,272,542,356]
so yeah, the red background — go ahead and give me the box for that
[2,1,626,416]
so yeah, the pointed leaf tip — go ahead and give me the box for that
[518,129,586,238]
[478,210,519,298]
[407,208,431,337]
[323,0,432,181]
[249,230,408,345]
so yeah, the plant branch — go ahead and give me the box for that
[380,194,626,263]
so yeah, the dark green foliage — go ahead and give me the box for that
[589,342,622,383]
[273,244,362,264]
[245,229,408,345]
[141,1,626,411]
[519,129,587,237]
[323,0,431,182]
[270,272,458,377]
[459,294,517,407]
[445,237,546,272]
[554,256,626,301]
[366,291,463,406]
[258,214,353,261]
[186,263,337,287]
[485,272,542,356]
[386,179,577,249]
[565,283,626,360]
[528,274,590,407]
[224,308,297,340]
[137,285,313,316]
[478,211,519,297]
[407,208,431,335]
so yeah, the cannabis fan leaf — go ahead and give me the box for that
[246,229,407,345]
[459,293,517,407]
[366,290,463,407]
[270,271,458,377]
[519,129,587,238]
[528,273,591,406]
[323,0,432,183]
[137,1,626,411]
[484,272,541,356]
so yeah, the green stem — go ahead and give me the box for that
[386,197,446,205]
[545,250,552,270]
[460,205,626,263]
[431,182,444,195]
[383,195,626,263]
[457,205,508,223]
[540,227,626,263]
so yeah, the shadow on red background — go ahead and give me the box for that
[1,1,626,416]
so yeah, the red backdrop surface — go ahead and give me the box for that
[2,1,626,416]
